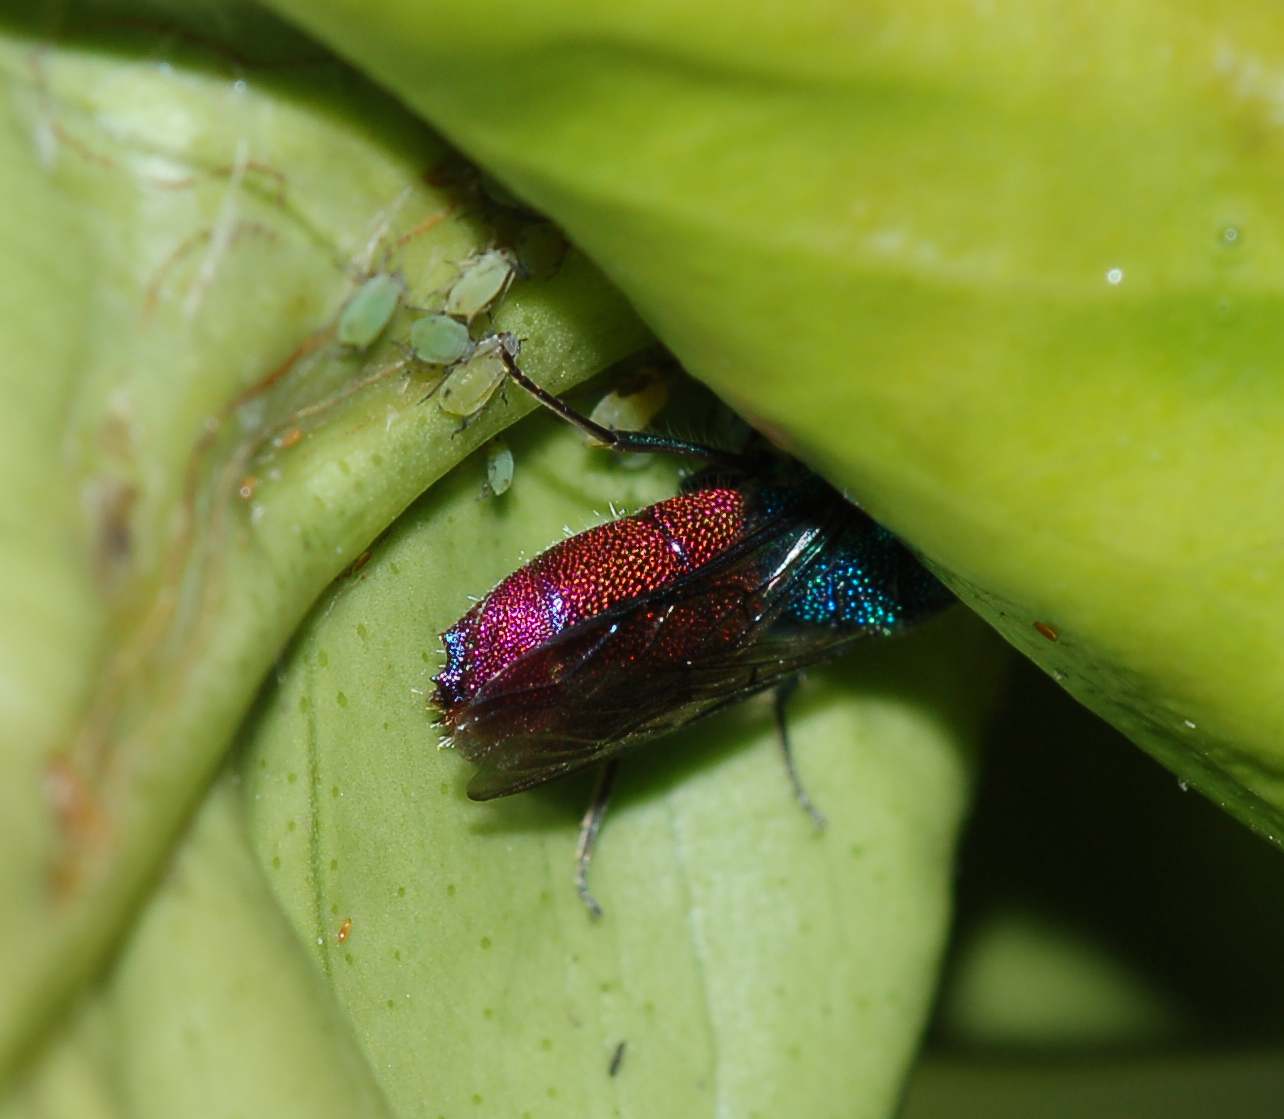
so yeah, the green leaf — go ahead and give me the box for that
[236,412,1003,1119]
[261,0,1284,840]
[0,7,646,1080]
[2,780,394,1119]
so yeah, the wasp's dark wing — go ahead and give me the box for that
[454,507,874,800]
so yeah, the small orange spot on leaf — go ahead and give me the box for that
[393,207,453,250]
[346,549,372,577]
[45,757,110,895]
[1033,620,1059,642]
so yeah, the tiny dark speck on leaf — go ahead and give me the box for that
[480,935,492,949]
[92,476,136,577]
[609,1040,626,1077]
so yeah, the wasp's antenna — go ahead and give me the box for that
[495,341,747,469]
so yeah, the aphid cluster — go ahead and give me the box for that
[337,246,522,421]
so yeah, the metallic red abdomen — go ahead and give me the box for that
[433,486,747,718]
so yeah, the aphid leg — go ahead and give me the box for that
[575,759,620,919]
[496,340,746,468]
[774,678,827,831]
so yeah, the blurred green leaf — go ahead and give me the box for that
[903,1050,1284,1119]
[933,661,1284,1053]
[0,5,645,1081]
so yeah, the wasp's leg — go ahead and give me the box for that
[496,340,746,468]
[774,678,827,830]
[575,759,621,919]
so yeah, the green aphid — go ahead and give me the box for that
[411,314,472,365]
[337,274,401,348]
[438,336,510,418]
[444,250,517,321]
[485,439,514,496]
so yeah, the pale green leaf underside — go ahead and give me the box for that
[236,415,1002,1119]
